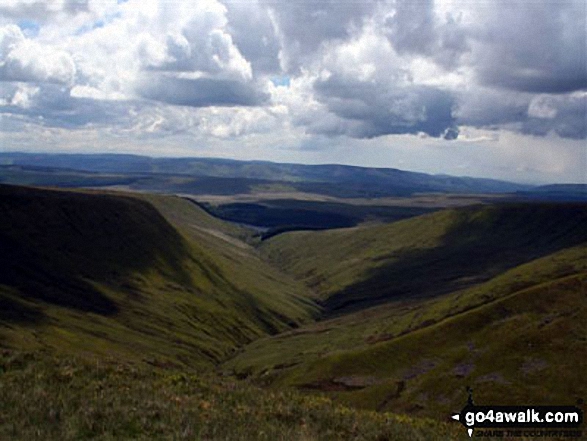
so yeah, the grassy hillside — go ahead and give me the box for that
[2,183,585,438]
[0,350,477,441]
[261,203,587,313]
[137,192,319,324]
[0,185,317,367]
[225,243,587,419]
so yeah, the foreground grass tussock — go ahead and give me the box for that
[0,351,471,441]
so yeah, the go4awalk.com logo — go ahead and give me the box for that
[451,388,584,438]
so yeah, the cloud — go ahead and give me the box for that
[0,25,24,56]
[0,82,133,129]
[379,0,586,95]
[465,0,586,94]
[0,0,584,174]
[382,0,469,70]
[0,24,76,85]
[137,74,269,108]
[0,1,92,20]
[3,82,39,108]
[57,0,263,108]
[455,86,587,140]
[261,0,379,72]
[293,21,460,139]
[223,1,281,75]
[455,86,530,128]
[313,75,457,138]
[138,1,253,82]
[523,92,587,139]
[0,38,76,84]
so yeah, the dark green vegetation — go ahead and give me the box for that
[199,199,433,237]
[0,184,317,367]
[260,203,587,313]
[0,351,475,441]
[1,179,586,440]
[226,205,587,420]
[0,152,531,197]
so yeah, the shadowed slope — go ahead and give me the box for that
[261,203,587,314]
[0,185,317,367]
[226,243,587,419]
[226,203,587,418]
[0,185,192,317]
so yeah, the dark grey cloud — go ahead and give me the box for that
[223,2,281,75]
[455,87,530,128]
[0,83,132,129]
[523,93,587,139]
[479,64,587,95]
[382,0,469,69]
[455,87,587,139]
[471,0,586,94]
[260,0,380,72]
[312,75,458,138]
[0,0,91,21]
[384,0,436,56]
[381,0,586,94]
[136,75,269,108]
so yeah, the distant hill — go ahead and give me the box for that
[513,184,587,202]
[0,152,531,197]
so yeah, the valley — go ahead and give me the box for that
[0,155,585,440]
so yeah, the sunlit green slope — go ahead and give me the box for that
[227,238,587,419]
[0,185,317,368]
[261,203,587,313]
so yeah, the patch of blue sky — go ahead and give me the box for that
[74,12,121,36]
[18,20,40,38]
[271,76,291,88]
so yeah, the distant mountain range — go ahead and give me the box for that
[0,153,532,197]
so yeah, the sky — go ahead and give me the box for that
[0,0,585,184]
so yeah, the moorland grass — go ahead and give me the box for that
[226,245,587,419]
[1,185,584,439]
[261,203,587,312]
[0,185,317,368]
[0,350,474,441]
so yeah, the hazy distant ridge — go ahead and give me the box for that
[0,152,531,196]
